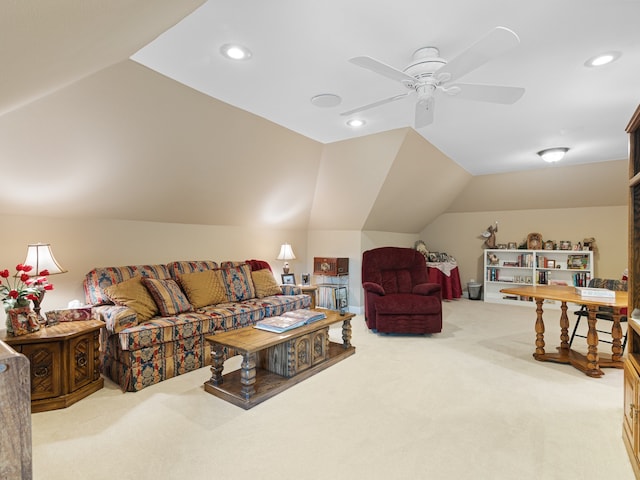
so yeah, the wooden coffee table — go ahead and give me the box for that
[204,309,355,409]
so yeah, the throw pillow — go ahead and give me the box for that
[142,277,192,316]
[104,276,158,322]
[178,270,228,308]
[251,269,282,298]
[220,263,257,302]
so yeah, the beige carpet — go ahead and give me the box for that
[32,299,635,479]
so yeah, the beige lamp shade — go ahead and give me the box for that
[276,243,296,274]
[23,243,67,276]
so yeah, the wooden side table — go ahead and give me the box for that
[299,285,318,309]
[1,320,104,412]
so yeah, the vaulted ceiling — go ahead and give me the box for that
[0,1,630,234]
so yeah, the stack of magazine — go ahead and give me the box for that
[254,309,327,333]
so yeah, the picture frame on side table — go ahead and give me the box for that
[301,273,310,285]
[334,287,348,311]
[8,307,40,336]
[281,273,296,285]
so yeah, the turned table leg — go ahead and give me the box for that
[240,352,256,400]
[210,344,225,386]
[585,305,601,376]
[342,318,352,348]
[611,307,624,363]
[533,298,546,359]
[559,301,569,349]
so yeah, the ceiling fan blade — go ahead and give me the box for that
[340,92,411,116]
[415,97,435,128]
[436,27,520,83]
[447,83,525,104]
[349,56,416,85]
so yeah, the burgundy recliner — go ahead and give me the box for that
[362,247,442,334]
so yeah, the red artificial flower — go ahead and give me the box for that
[26,294,39,302]
[39,269,50,276]
[20,273,29,282]
[0,269,9,278]
[8,290,18,299]
[44,284,54,291]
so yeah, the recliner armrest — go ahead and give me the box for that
[413,283,441,296]
[363,282,385,296]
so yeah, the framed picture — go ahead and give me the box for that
[281,273,296,285]
[301,273,310,286]
[546,259,556,268]
[333,287,348,310]
[428,252,439,262]
[8,307,40,336]
[508,242,517,250]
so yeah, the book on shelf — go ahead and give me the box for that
[254,309,327,333]
[575,287,616,299]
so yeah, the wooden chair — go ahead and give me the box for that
[569,278,628,352]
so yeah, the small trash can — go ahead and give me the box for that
[467,282,483,300]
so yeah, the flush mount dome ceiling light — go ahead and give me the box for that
[584,51,621,67]
[220,44,252,60]
[537,147,569,163]
[310,94,342,107]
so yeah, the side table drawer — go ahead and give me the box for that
[18,342,63,400]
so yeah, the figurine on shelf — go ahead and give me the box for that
[481,221,498,249]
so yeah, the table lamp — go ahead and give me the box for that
[276,243,296,274]
[23,243,67,321]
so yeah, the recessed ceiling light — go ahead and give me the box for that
[220,44,252,60]
[346,119,365,128]
[537,147,569,163]
[310,94,342,108]
[584,51,621,67]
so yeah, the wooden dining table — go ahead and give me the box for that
[500,285,628,377]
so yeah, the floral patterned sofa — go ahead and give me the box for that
[83,260,310,392]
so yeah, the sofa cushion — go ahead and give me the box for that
[142,278,192,316]
[84,264,171,306]
[178,270,228,308]
[251,269,282,298]
[166,260,218,278]
[220,264,256,302]
[104,276,159,322]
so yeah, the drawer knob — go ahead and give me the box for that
[76,352,88,368]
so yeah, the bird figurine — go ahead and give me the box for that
[481,222,498,249]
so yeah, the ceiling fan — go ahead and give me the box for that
[341,27,525,128]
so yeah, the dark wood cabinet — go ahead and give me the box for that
[1,320,104,412]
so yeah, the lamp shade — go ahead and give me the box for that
[276,243,296,261]
[23,243,67,276]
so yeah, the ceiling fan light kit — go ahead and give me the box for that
[341,26,525,128]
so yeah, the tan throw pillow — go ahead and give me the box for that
[104,276,158,322]
[178,270,228,308]
[251,269,282,298]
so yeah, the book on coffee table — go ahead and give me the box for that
[254,310,327,333]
